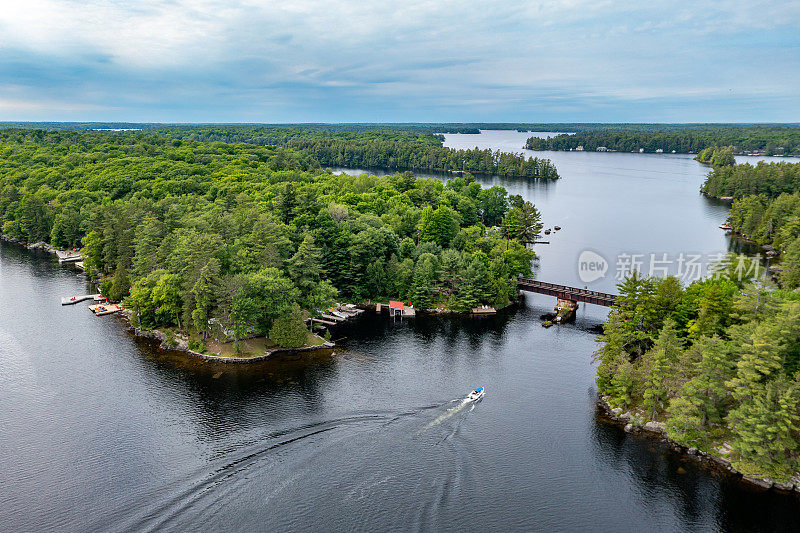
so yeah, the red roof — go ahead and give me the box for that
[389,300,405,309]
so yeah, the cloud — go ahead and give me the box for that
[0,0,797,121]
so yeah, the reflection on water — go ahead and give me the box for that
[3,131,800,532]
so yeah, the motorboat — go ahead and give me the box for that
[467,387,484,401]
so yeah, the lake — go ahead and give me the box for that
[2,130,799,532]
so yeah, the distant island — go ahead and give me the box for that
[525,125,800,156]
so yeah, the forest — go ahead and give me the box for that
[149,126,560,179]
[526,126,800,155]
[0,129,542,350]
[597,268,800,482]
[698,161,800,289]
[702,161,800,199]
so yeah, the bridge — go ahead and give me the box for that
[517,278,617,310]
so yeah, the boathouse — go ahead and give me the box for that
[389,300,405,317]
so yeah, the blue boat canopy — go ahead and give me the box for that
[473,387,484,392]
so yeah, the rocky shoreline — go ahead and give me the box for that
[1,235,60,254]
[596,394,800,494]
[120,310,335,363]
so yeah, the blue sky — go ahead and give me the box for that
[0,0,798,123]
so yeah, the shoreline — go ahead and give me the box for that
[0,239,337,363]
[120,310,335,363]
[595,394,800,494]
[356,297,521,316]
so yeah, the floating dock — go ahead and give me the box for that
[472,306,497,315]
[61,294,105,305]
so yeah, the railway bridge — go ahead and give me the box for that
[516,278,617,322]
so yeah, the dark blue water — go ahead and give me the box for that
[2,131,799,532]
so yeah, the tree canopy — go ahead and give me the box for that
[0,129,542,347]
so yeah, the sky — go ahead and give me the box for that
[0,0,798,123]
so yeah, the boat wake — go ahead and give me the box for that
[424,398,474,430]
[106,402,484,533]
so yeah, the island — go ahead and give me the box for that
[0,129,546,359]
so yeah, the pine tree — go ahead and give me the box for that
[410,255,436,309]
[501,200,542,244]
[270,303,309,349]
[109,260,131,302]
[727,377,800,480]
[463,252,492,304]
[726,321,783,403]
[191,258,220,339]
[665,337,734,446]
[609,361,637,410]
[287,235,324,304]
[642,319,683,419]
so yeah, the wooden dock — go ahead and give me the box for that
[61,294,104,305]
[308,304,365,329]
[88,303,123,316]
[55,250,82,263]
[472,306,497,315]
[309,317,338,327]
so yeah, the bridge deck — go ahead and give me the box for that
[517,279,617,307]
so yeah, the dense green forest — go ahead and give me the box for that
[526,126,800,155]
[597,269,800,481]
[0,130,542,349]
[702,161,800,199]
[700,161,800,289]
[148,127,560,179]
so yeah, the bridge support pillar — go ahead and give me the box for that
[555,298,578,323]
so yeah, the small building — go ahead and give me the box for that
[656,148,664,153]
[389,300,405,317]
[596,146,608,152]
[575,145,584,151]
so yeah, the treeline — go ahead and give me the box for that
[702,161,800,199]
[151,127,560,179]
[597,269,800,482]
[526,126,800,155]
[0,130,541,348]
